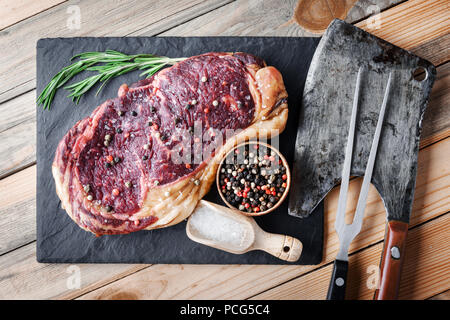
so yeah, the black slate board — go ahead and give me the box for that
[36,37,323,264]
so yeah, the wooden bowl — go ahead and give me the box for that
[216,141,291,217]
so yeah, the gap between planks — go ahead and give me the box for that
[0,0,448,300]
[0,0,236,104]
[1,0,447,104]
[0,0,67,31]
[0,59,447,181]
[72,138,450,300]
[250,212,450,300]
[0,135,448,299]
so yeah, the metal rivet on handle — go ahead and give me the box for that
[335,277,345,287]
[391,246,401,259]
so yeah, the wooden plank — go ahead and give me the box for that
[73,138,450,300]
[356,0,450,64]
[0,0,437,104]
[420,62,450,147]
[1,59,447,180]
[0,0,234,104]
[250,213,450,300]
[0,136,443,299]
[0,242,150,300]
[291,0,404,34]
[428,289,450,300]
[0,0,66,30]
[0,0,448,300]
[412,32,450,67]
[161,0,449,65]
[0,166,36,255]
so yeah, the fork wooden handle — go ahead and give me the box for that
[375,220,409,300]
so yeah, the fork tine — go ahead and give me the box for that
[335,66,363,232]
[351,72,392,234]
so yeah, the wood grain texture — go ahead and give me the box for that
[421,62,450,146]
[356,0,450,63]
[0,0,448,300]
[0,166,36,255]
[0,136,439,300]
[0,59,446,181]
[0,242,150,299]
[0,0,66,30]
[428,289,450,300]
[292,0,359,34]
[251,213,450,300]
[0,0,233,104]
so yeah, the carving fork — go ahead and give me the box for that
[326,67,392,300]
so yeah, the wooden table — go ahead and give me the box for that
[0,0,448,300]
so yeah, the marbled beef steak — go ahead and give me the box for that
[52,52,288,236]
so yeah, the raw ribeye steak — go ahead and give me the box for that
[52,52,288,235]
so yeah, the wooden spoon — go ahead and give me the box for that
[186,200,303,262]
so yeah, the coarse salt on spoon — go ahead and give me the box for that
[186,200,302,262]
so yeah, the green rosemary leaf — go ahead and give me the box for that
[37,50,186,110]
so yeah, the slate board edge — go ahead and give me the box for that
[36,36,323,265]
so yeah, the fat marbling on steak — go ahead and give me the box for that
[52,52,289,235]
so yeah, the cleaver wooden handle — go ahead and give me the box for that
[375,221,409,300]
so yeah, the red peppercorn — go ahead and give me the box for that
[112,188,120,196]
[204,108,210,113]
[269,156,275,161]
[282,174,287,180]
[235,149,240,154]
[185,163,191,169]
[254,207,260,212]
[265,189,271,195]
[271,191,277,196]
[106,155,113,162]
[243,192,248,198]
[244,203,250,209]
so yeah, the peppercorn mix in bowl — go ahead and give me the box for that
[216,141,290,216]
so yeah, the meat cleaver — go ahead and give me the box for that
[288,19,436,299]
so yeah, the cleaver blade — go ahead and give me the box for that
[288,19,436,299]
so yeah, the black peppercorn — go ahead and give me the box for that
[116,128,123,134]
[131,111,137,116]
[142,155,148,160]
[105,205,113,212]
[105,162,111,168]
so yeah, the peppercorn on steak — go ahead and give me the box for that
[52,52,288,235]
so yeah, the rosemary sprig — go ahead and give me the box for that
[37,50,186,109]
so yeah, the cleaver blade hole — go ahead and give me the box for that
[412,67,427,82]
[283,246,290,253]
